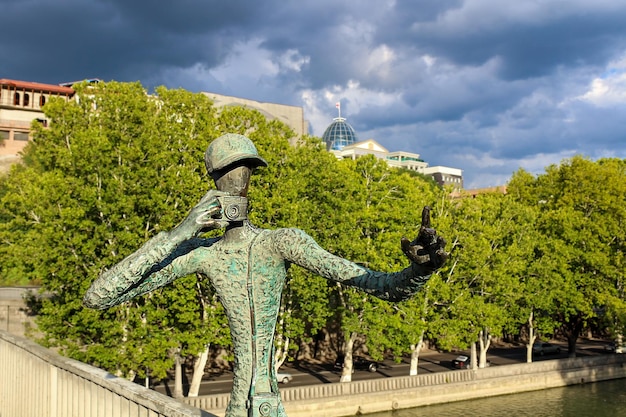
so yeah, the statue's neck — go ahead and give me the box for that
[222,220,259,244]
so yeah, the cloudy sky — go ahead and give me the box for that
[3,0,626,188]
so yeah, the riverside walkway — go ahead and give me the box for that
[3,329,626,417]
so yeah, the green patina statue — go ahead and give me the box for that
[84,133,447,417]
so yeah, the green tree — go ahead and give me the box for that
[509,157,626,356]
[324,156,441,381]
[258,138,347,366]
[429,192,532,368]
[1,79,453,387]
[0,81,298,385]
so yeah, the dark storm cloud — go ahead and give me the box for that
[419,13,626,80]
[352,72,535,130]
[380,2,626,79]
[1,0,279,85]
[2,0,626,188]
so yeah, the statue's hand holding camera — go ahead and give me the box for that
[173,190,229,239]
[191,190,230,232]
[184,190,249,237]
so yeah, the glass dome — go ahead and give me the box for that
[322,117,358,151]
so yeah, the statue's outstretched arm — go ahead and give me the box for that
[84,189,226,309]
[275,208,447,302]
[83,234,212,309]
[274,229,439,302]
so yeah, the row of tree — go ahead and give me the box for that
[1,82,624,395]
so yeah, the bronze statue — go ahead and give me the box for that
[84,133,447,417]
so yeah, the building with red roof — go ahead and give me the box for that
[0,79,75,171]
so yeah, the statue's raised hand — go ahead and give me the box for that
[173,189,230,239]
[401,206,448,271]
[192,189,234,232]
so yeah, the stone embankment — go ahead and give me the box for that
[185,354,626,417]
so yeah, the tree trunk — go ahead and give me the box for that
[562,314,583,358]
[566,334,578,357]
[274,336,290,372]
[340,332,356,383]
[116,306,131,378]
[187,344,210,397]
[174,350,184,399]
[409,332,425,376]
[478,329,490,368]
[274,320,290,373]
[527,310,537,363]
[274,297,291,372]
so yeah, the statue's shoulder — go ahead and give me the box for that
[269,227,315,250]
[271,227,309,239]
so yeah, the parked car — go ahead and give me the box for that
[451,354,471,369]
[276,372,293,384]
[604,342,623,353]
[451,355,490,369]
[532,342,561,356]
[334,355,380,372]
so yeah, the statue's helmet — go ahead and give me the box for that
[204,134,268,174]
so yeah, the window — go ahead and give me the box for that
[0,130,9,141]
[23,93,30,107]
[40,95,46,107]
[14,131,29,141]
[14,92,21,105]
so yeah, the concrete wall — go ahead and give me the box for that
[0,287,39,338]
[0,330,215,417]
[184,354,626,417]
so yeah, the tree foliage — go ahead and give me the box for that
[2,81,625,380]
[508,156,626,355]
[0,81,443,379]
[0,81,292,378]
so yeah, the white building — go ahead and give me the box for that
[321,115,463,189]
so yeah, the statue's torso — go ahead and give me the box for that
[197,228,287,414]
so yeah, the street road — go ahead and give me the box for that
[151,339,613,397]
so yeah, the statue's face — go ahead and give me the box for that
[211,165,252,196]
